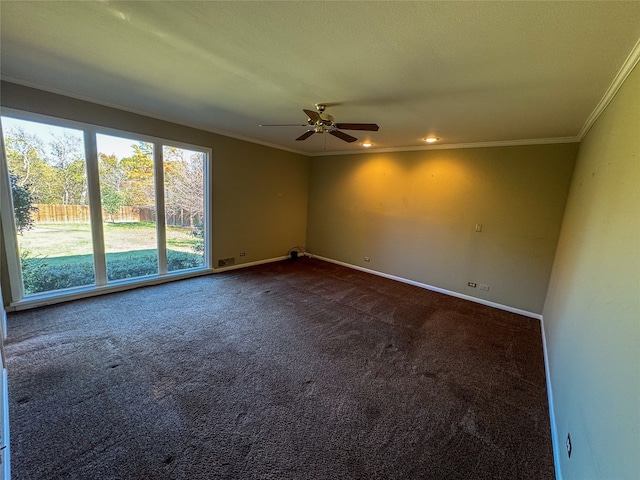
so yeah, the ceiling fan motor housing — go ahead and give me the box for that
[319,113,334,126]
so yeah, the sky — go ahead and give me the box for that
[2,116,205,165]
[1,116,147,159]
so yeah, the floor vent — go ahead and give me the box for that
[218,257,235,268]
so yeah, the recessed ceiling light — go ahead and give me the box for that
[361,142,373,147]
[424,137,439,143]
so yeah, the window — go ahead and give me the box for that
[0,111,211,306]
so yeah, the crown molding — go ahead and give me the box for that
[578,36,640,141]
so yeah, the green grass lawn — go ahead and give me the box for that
[19,221,201,258]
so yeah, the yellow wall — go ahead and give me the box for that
[307,144,577,313]
[543,63,640,479]
[0,81,310,302]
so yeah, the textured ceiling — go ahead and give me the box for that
[1,1,640,155]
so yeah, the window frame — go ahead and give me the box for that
[0,108,213,310]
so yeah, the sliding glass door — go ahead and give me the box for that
[0,112,210,303]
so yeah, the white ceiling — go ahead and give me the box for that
[1,1,640,155]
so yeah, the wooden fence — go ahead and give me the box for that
[32,204,199,227]
[33,204,154,224]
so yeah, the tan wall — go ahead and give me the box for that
[543,64,640,479]
[0,82,310,302]
[307,144,577,313]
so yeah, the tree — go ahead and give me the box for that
[4,126,56,203]
[164,149,204,227]
[10,173,38,234]
[4,126,44,184]
[99,152,128,221]
[101,186,126,223]
[119,143,155,206]
[4,126,87,205]
[99,153,124,189]
[49,132,87,205]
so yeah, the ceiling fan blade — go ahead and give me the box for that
[260,123,308,127]
[303,109,322,124]
[330,130,358,143]
[334,123,379,131]
[295,130,315,141]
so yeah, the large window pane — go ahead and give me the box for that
[2,111,210,305]
[163,146,205,272]
[2,117,95,295]
[97,134,158,281]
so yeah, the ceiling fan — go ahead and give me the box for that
[260,104,379,143]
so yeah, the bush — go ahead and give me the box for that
[22,250,204,295]
[106,253,158,280]
[10,174,38,234]
[168,250,204,270]
[22,256,95,295]
[190,221,204,253]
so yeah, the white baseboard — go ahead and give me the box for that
[540,316,563,480]
[310,255,542,320]
[1,368,9,480]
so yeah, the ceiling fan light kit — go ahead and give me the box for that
[261,104,379,144]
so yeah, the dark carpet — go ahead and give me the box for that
[6,257,555,479]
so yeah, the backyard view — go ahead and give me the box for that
[2,116,207,296]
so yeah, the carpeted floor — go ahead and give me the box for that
[6,257,555,479]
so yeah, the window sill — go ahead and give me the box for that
[9,267,215,312]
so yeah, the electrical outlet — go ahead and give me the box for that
[479,284,490,291]
[467,282,477,288]
[239,252,246,257]
[566,433,572,458]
